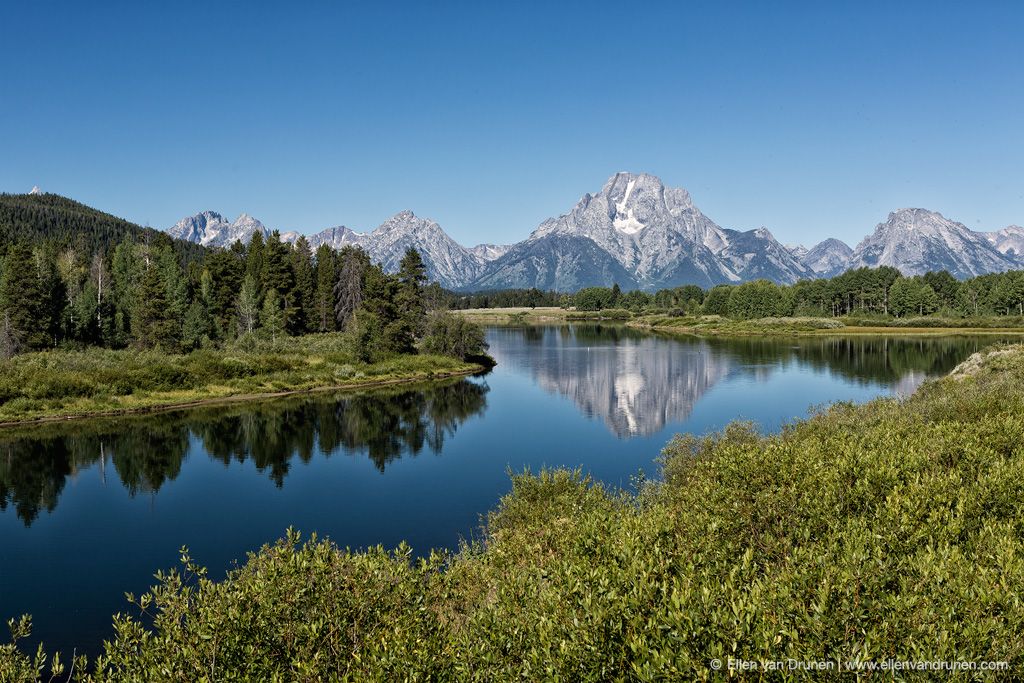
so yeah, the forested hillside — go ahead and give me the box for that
[0,193,206,262]
[0,193,479,363]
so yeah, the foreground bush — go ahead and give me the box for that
[4,347,1024,680]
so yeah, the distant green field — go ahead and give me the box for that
[633,313,1024,336]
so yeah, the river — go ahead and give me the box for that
[0,326,1004,656]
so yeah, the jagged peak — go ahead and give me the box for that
[884,207,948,224]
[806,237,856,253]
[28,185,41,195]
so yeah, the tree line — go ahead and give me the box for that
[0,228,486,361]
[567,266,1024,319]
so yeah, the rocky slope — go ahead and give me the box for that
[848,208,1016,279]
[800,238,854,278]
[985,225,1024,264]
[470,173,812,290]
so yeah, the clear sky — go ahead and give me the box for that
[2,1,1022,248]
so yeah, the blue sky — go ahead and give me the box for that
[2,1,1022,248]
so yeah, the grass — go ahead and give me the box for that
[633,313,1024,337]
[0,333,484,424]
[457,308,1024,336]
[4,343,1024,679]
[453,306,576,324]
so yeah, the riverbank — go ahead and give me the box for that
[632,313,1024,337]
[453,306,575,324]
[5,343,1022,680]
[0,333,485,425]
[455,308,1024,336]
[453,306,633,324]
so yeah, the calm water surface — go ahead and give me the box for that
[0,326,1004,656]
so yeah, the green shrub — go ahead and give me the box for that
[421,311,490,361]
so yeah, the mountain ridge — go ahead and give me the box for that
[163,173,1023,290]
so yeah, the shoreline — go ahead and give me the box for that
[0,365,485,429]
[454,308,1024,336]
[630,321,1024,338]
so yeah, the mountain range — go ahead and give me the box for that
[165,172,1024,291]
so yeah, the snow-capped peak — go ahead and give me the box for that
[613,177,646,234]
[28,185,42,195]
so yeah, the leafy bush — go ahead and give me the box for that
[420,311,490,362]
[565,308,633,321]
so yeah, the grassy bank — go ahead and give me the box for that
[453,306,575,324]
[456,306,630,324]
[4,345,1024,680]
[457,308,1024,336]
[633,313,1024,337]
[0,333,484,425]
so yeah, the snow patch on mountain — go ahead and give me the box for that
[469,243,512,262]
[164,175,1023,291]
[985,225,1024,263]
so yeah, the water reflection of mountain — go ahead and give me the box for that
[490,326,731,438]
[488,326,999,438]
[0,379,488,526]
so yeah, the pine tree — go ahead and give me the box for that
[261,231,293,297]
[245,231,266,293]
[261,231,295,331]
[314,244,336,332]
[133,264,179,350]
[0,243,46,350]
[182,298,213,351]
[204,250,244,338]
[36,243,66,347]
[396,247,427,339]
[334,246,369,329]
[289,236,314,335]
[156,247,189,332]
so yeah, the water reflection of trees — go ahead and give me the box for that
[0,379,488,525]
[703,335,1002,384]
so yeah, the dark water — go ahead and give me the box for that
[0,326,1005,657]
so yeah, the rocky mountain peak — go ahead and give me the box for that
[800,238,853,278]
[162,171,1022,291]
[985,225,1024,262]
[850,208,1015,278]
